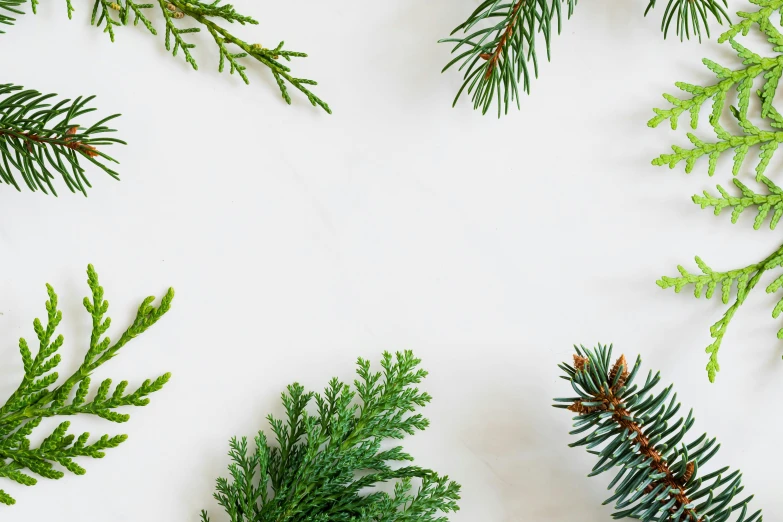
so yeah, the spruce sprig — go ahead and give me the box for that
[554,344,762,522]
[7,0,330,113]
[0,84,124,196]
[441,0,729,117]
[650,0,783,382]
[201,351,461,522]
[0,264,174,506]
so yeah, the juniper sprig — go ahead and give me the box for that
[554,344,762,522]
[650,0,783,382]
[0,264,174,506]
[201,350,461,522]
[0,83,124,196]
[441,0,729,117]
[5,0,329,113]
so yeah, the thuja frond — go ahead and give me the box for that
[201,351,461,522]
[0,84,124,196]
[555,344,762,522]
[441,0,729,117]
[0,264,174,505]
[650,0,783,381]
[7,0,329,113]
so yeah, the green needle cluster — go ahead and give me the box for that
[441,0,729,117]
[555,344,762,522]
[0,265,174,505]
[650,0,783,381]
[0,84,124,196]
[201,351,461,522]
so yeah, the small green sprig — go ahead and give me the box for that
[650,0,783,381]
[6,0,329,112]
[554,344,762,522]
[0,264,174,506]
[201,351,461,522]
[0,84,124,196]
[441,0,729,117]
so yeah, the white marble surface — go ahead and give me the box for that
[1,0,780,520]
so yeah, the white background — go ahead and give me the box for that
[1,0,782,520]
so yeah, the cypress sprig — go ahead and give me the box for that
[7,0,329,113]
[650,0,783,382]
[441,0,729,117]
[0,264,174,506]
[0,84,124,196]
[554,344,762,522]
[201,350,461,522]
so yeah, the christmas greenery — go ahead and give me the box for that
[554,344,762,522]
[2,0,330,113]
[650,0,783,382]
[201,350,461,522]
[0,83,123,196]
[441,0,729,117]
[0,264,174,506]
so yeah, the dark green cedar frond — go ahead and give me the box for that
[442,0,728,117]
[201,351,461,522]
[5,0,329,113]
[650,0,783,381]
[0,84,124,196]
[555,344,762,522]
[0,264,174,505]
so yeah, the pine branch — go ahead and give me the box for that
[6,0,330,113]
[202,351,461,522]
[0,84,124,196]
[555,344,762,522]
[441,0,729,117]
[650,0,783,381]
[0,264,174,506]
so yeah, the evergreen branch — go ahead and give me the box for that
[442,0,728,117]
[0,264,173,505]
[202,351,461,522]
[694,175,783,229]
[6,0,330,112]
[555,345,762,522]
[0,84,124,196]
[650,0,783,380]
[657,247,783,381]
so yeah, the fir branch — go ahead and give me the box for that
[0,84,124,196]
[201,351,461,522]
[441,0,729,117]
[0,264,174,505]
[555,344,762,522]
[650,0,783,381]
[6,0,330,113]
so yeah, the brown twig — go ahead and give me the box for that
[0,126,98,157]
[482,0,525,79]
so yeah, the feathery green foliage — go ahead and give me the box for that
[554,344,762,522]
[0,84,124,196]
[5,0,329,113]
[0,264,174,506]
[650,0,783,382]
[201,351,461,522]
[441,0,729,117]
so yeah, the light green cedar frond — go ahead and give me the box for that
[694,176,783,229]
[0,84,124,196]
[555,344,762,522]
[202,351,461,522]
[0,265,173,505]
[5,0,329,113]
[650,0,783,381]
[442,0,729,117]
